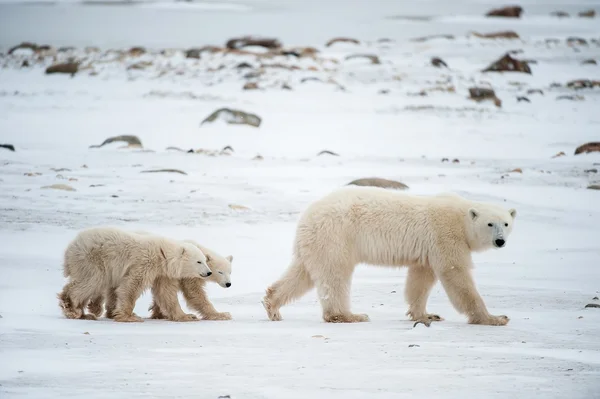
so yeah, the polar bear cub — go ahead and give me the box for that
[263,186,517,326]
[58,227,212,322]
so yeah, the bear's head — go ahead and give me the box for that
[466,206,517,251]
[178,242,213,279]
[183,240,233,288]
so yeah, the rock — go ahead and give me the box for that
[141,169,187,175]
[347,177,408,190]
[127,61,152,70]
[585,169,598,173]
[228,204,250,211]
[431,57,447,68]
[218,396,231,399]
[317,150,339,156]
[243,82,260,90]
[517,96,530,102]
[281,83,292,91]
[90,135,142,149]
[128,47,146,57]
[408,344,420,348]
[578,9,596,18]
[486,6,523,18]
[325,37,361,47]
[593,296,599,300]
[556,95,585,101]
[21,60,30,68]
[410,34,454,42]
[526,89,544,95]
[226,36,282,50]
[253,154,264,161]
[344,54,381,64]
[551,151,566,158]
[452,159,460,164]
[550,11,569,18]
[574,142,600,155]
[8,42,48,54]
[222,145,234,153]
[0,144,15,152]
[185,48,202,59]
[41,184,76,192]
[567,79,600,89]
[567,37,588,46]
[483,54,531,74]
[582,59,597,65]
[510,168,523,173]
[468,87,502,107]
[585,303,600,307]
[201,108,262,128]
[235,62,253,69]
[471,31,520,39]
[45,62,79,76]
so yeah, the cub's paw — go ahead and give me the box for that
[114,313,144,323]
[172,313,199,322]
[202,312,232,321]
[324,313,370,323]
[470,314,509,326]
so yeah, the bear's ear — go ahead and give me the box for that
[181,247,186,256]
[509,208,517,219]
[226,255,233,263]
[205,254,211,263]
[468,208,479,221]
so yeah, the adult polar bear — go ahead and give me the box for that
[263,187,517,326]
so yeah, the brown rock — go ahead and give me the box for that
[226,36,281,50]
[483,54,531,74]
[325,37,360,47]
[431,57,448,68]
[243,82,259,90]
[8,42,41,54]
[486,6,523,18]
[228,204,250,211]
[410,34,454,42]
[90,135,142,149]
[578,9,596,18]
[567,79,600,89]
[42,184,76,191]
[468,87,502,107]
[344,54,381,64]
[347,177,408,190]
[471,31,520,39]
[551,151,566,158]
[128,47,146,57]
[588,185,600,191]
[567,37,588,46]
[141,169,187,175]
[200,108,261,128]
[574,142,600,155]
[510,168,523,173]
[45,62,79,76]
[127,61,152,70]
[550,11,569,18]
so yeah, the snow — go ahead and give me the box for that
[1,0,600,397]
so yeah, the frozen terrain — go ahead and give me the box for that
[1,0,600,398]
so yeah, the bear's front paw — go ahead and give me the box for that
[324,313,370,323]
[113,313,144,323]
[407,311,444,322]
[172,313,199,322]
[202,312,232,321]
[470,314,509,326]
[79,313,98,321]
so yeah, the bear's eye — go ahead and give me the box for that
[487,223,493,227]
[218,271,224,275]
[504,223,508,227]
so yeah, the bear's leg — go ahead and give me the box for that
[435,265,509,326]
[57,281,83,319]
[87,295,104,318]
[113,274,145,323]
[180,278,231,321]
[314,266,369,323]
[105,287,117,319]
[150,277,198,322]
[262,257,314,321]
[405,266,443,325]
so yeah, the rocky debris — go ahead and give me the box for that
[141,169,187,175]
[21,60,30,68]
[510,168,523,173]
[344,54,381,65]
[201,108,262,128]
[235,62,253,69]
[582,59,597,65]
[431,57,447,68]
[347,177,409,190]
[483,53,531,74]
[25,172,42,177]
[317,150,339,156]
[567,37,588,46]
[222,145,234,153]
[0,144,15,152]
[226,36,282,50]
[128,47,146,57]
[325,37,360,47]
[127,61,152,70]
[517,96,530,102]
[90,135,142,149]
[8,42,53,55]
[550,11,569,18]
[228,204,250,211]
[585,168,598,173]
[527,89,544,96]
[468,87,502,107]
[253,154,264,161]
[552,151,566,158]
[41,184,76,191]
[585,302,600,307]
[243,82,260,90]
[45,62,79,76]
[411,34,454,42]
[578,9,596,18]
[574,142,600,155]
[566,79,600,89]
[471,31,520,39]
[184,48,202,59]
[486,6,523,18]
[556,95,585,101]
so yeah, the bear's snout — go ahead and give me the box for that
[225,282,232,288]
[494,239,505,248]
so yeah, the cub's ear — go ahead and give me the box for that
[509,208,517,219]
[468,208,479,221]
[205,254,211,263]
[226,255,233,263]
[181,247,186,256]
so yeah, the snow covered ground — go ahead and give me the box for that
[1,0,600,398]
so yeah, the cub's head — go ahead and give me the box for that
[179,242,212,278]
[183,240,233,288]
[467,205,517,251]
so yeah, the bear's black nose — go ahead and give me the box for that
[494,239,505,247]
[226,282,231,288]
[206,271,212,276]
